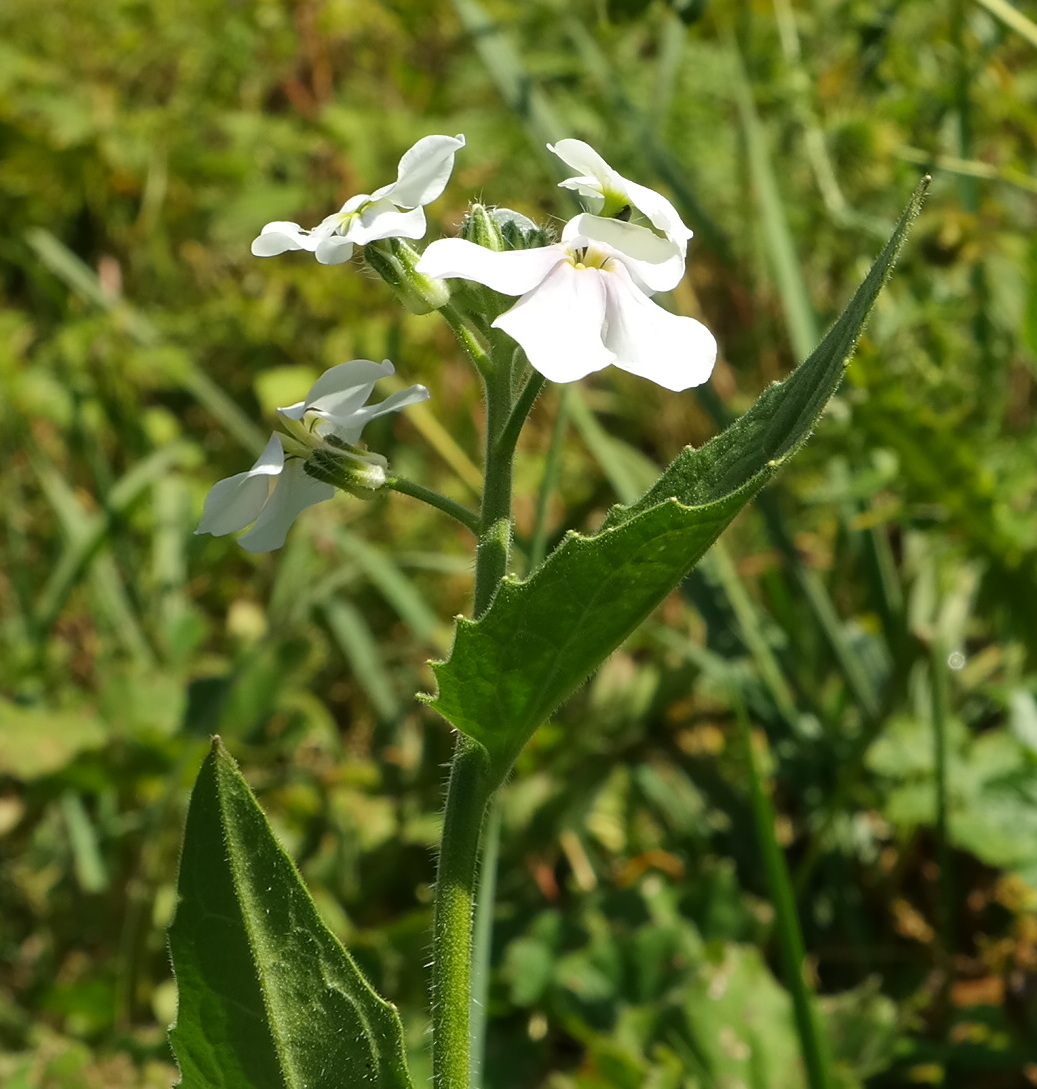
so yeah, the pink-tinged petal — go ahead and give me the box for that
[383,134,466,209]
[566,214,684,294]
[601,264,717,392]
[347,203,427,245]
[251,222,319,257]
[237,459,335,553]
[417,238,563,296]
[196,434,284,536]
[493,263,614,383]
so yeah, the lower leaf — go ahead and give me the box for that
[168,737,414,1089]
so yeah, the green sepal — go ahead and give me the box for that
[459,203,508,250]
[365,238,450,314]
[168,737,414,1089]
[428,178,929,788]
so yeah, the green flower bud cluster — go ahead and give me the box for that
[459,204,554,251]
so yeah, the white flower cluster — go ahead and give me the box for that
[418,138,716,392]
[200,133,716,550]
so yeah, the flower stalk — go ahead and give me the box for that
[385,476,480,534]
[431,318,522,1089]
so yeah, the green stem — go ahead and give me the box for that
[469,795,502,1089]
[441,305,493,376]
[733,691,835,1089]
[432,738,493,1089]
[528,385,570,572]
[473,365,516,618]
[498,370,545,459]
[432,342,517,1089]
[386,476,480,535]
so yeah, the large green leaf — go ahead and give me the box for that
[430,179,929,786]
[168,738,414,1089]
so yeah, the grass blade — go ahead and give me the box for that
[25,228,266,454]
[321,598,403,723]
[732,690,836,1089]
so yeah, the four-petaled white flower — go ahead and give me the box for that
[196,360,429,552]
[417,213,717,392]
[252,134,466,265]
[548,138,693,263]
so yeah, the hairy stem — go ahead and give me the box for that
[431,340,518,1089]
[432,738,493,1089]
[386,476,480,535]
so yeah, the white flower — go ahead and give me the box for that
[416,214,716,392]
[548,138,693,258]
[196,360,429,552]
[251,134,466,265]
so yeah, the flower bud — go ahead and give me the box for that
[459,203,507,251]
[494,208,555,250]
[460,204,555,252]
[365,239,451,314]
[304,442,389,500]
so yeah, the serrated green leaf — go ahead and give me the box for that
[168,738,414,1089]
[430,179,929,786]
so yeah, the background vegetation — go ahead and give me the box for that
[2,0,1037,1085]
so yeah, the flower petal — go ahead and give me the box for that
[347,202,427,246]
[314,235,356,264]
[566,214,684,294]
[237,459,335,553]
[382,134,466,210]
[493,262,614,383]
[334,383,431,443]
[620,177,693,251]
[550,139,692,253]
[601,263,717,392]
[417,238,563,296]
[278,359,395,424]
[548,139,614,188]
[556,176,606,213]
[251,222,319,257]
[305,358,395,403]
[196,434,284,537]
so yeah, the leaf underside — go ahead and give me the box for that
[168,737,414,1089]
[430,178,929,786]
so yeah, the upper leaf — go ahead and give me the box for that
[429,178,929,787]
[168,737,414,1089]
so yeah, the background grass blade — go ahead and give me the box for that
[732,690,836,1089]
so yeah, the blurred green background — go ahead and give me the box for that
[3,0,1037,1085]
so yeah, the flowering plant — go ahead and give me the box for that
[169,132,928,1089]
